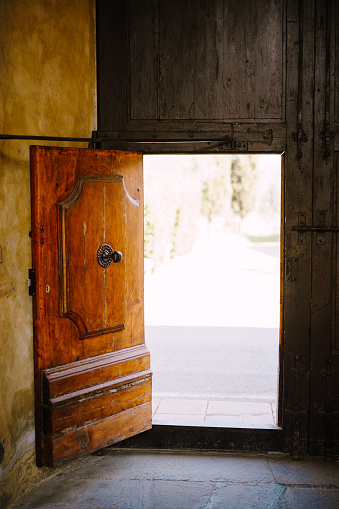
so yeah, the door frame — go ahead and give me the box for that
[94,138,286,453]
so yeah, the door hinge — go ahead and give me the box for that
[290,210,337,245]
[292,129,308,158]
[316,210,326,245]
[27,269,36,296]
[321,125,334,158]
[297,212,306,244]
[285,258,298,282]
[218,139,248,152]
[263,129,273,145]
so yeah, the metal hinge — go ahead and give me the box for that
[27,269,36,296]
[296,212,306,244]
[292,129,308,158]
[291,211,338,245]
[285,258,298,282]
[263,129,273,145]
[292,129,308,142]
[218,139,248,152]
[321,125,335,157]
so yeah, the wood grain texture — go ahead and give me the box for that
[335,2,339,128]
[98,0,285,133]
[336,152,339,356]
[282,0,314,456]
[42,403,152,468]
[42,345,150,399]
[130,0,284,121]
[308,0,336,457]
[30,146,151,467]
[43,375,151,435]
[58,174,126,338]
[328,352,339,457]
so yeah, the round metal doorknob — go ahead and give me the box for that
[97,244,122,267]
[112,251,122,263]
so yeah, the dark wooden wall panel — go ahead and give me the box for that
[157,0,197,120]
[308,0,336,457]
[332,154,339,457]
[336,156,339,354]
[335,4,339,131]
[133,0,284,121]
[98,0,285,133]
[282,0,314,457]
[97,1,128,132]
[129,1,158,120]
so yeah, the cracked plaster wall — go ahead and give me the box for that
[0,1,96,507]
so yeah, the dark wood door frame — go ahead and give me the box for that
[92,140,286,455]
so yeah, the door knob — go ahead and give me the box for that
[97,244,122,267]
[112,250,122,263]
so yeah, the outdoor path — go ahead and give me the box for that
[152,398,277,427]
[145,229,280,328]
[144,230,280,426]
[147,326,278,427]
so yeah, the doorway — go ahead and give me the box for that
[144,154,282,427]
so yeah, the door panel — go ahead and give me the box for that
[97,0,285,130]
[58,175,126,337]
[30,146,151,467]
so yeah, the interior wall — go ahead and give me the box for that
[0,1,96,507]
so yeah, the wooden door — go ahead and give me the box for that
[96,0,285,151]
[30,146,151,468]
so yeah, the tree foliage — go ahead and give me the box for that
[200,171,228,224]
[230,155,257,219]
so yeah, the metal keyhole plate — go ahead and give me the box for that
[97,244,114,268]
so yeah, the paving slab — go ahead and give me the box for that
[82,450,275,483]
[204,414,274,424]
[269,457,339,486]
[59,450,275,484]
[11,477,142,508]
[210,483,284,509]
[274,486,339,509]
[156,399,208,415]
[142,480,213,509]
[152,398,278,425]
[152,399,160,416]
[153,413,206,423]
[207,401,273,417]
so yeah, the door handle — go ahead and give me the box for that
[97,244,122,267]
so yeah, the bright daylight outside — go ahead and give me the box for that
[144,154,281,427]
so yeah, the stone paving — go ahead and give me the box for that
[11,449,339,509]
[152,398,277,428]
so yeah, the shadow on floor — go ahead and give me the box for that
[11,449,339,509]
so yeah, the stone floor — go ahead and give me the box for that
[152,398,277,427]
[11,448,339,509]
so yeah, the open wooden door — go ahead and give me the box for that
[30,146,151,467]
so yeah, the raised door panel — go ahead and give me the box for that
[58,175,126,338]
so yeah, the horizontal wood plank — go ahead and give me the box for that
[42,345,150,399]
[42,402,152,467]
[43,376,152,435]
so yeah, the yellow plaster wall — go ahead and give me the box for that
[0,2,96,507]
